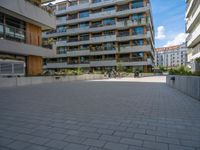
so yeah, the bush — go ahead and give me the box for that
[116,63,124,72]
[169,66,193,76]
[195,57,200,63]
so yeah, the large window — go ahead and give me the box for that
[0,13,25,43]
[132,0,144,9]
[132,13,145,21]
[80,34,89,41]
[133,26,144,35]
[57,3,66,11]
[57,26,67,33]
[103,6,115,12]
[92,0,101,3]
[80,22,89,28]
[103,18,115,26]
[133,39,144,46]
[57,47,67,54]
[79,11,89,18]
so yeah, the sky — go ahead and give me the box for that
[151,0,186,48]
[53,0,186,48]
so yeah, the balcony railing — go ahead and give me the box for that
[119,57,146,62]
[0,23,52,49]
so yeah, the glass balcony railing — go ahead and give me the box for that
[119,57,146,62]
[0,23,52,49]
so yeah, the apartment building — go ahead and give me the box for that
[43,0,155,73]
[186,0,200,71]
[155,43,187,68]
[0,0,56,76]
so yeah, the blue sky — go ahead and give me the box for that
[151,0,186,48]
[54,0,186,48]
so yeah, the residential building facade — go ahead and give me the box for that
[155,43,187,68]
[186,0,200,71]
[0,0,56,76]
[43,0,155,73]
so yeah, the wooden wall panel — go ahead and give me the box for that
[26,23,42,46]
[27,55,43,76]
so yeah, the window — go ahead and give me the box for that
[57,47,67,54]
[132,0,144,8]
[80,44,89,50]
[133,26,144,35]
[80,34,89,41]
[57,16,67,21]
[57,3,66,11]
[133,39,144,46]
[80,22,89,28]
[132,13,145,21]
[92,0,101,3]
[103,6,115,12]
[79,11,89,18]
[103,18,115,25]
[57,26,67,33]
[103,42,115,50]
[104,30,115,36]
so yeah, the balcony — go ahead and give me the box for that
[0,23,55,57]
[67,38,90,46]
[67,49,90,57]
[90,59,116,67]
[66,63,90,68]
[90,10,116,19]
[55,0,133,15]
[56,40,67,47]
[186,24,200,47]
[117,31,151,41]
[90,47,117,55]
[119,45,152,53]
[91,35,117,43]
[186,3,200,32]
[56,3,150,25]
[119,57,148,66]
[43,62,68,69]
[0,0,56,30]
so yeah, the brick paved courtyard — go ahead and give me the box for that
[0,76,200,150]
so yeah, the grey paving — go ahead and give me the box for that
[0,77,200,150]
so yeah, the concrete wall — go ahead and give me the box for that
[166,75,200,100]
[0,39,55,57]
[0,0,56,30]
[0,74,106,88]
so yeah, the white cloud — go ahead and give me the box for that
[163,33,187,47]
[155,26,166,40]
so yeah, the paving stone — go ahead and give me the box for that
[134,134,155,141]
[169,144,195,150]
[0,137,14,146]
[156,136,180,144]
[29,136,50,145]
[143,141,168,150]
[48,133,67,140]
[100,135,120,142]
[64,135,86,144]
[180,139,200,147]
[26,145,48,150]
[120,138,143,146]
[97,129,114,135]
[44,140,69,149]
[63,143,89,150]
[0,77,200,150]
[104,142,128,150]
[83,139,106,147]
[114,131,133,138]
[7,141,31,150]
